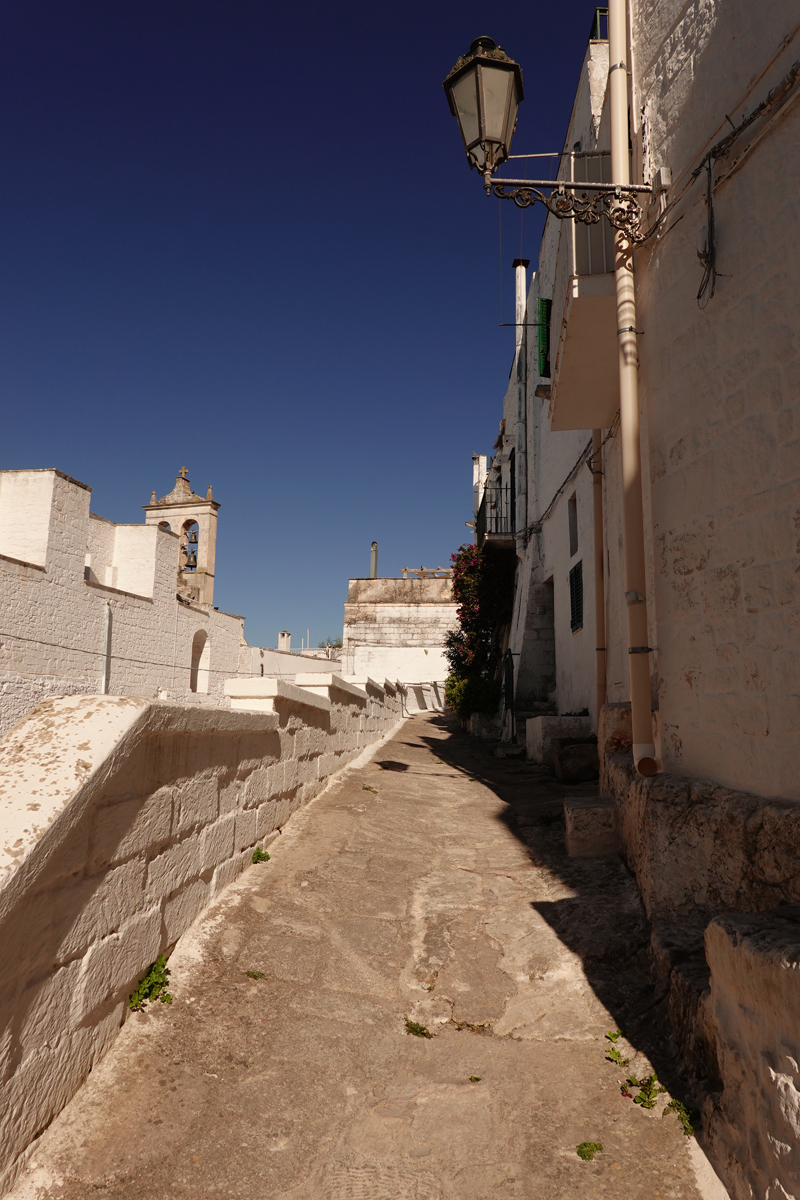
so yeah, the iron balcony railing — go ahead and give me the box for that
[476,485,514,544]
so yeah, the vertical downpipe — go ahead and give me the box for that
[513,257,530,555]
[101,601,112,695]
[609,0,656,775]
[592,431,607,724]
[369,541,378,579]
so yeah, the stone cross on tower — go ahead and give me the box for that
[178,466,189,479]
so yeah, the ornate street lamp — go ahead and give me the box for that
[443,31,650,242]
[443,37,524,186]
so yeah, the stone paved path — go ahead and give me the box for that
[9,714,726,1200]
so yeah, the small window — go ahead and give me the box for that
[537,297,552,378]
[568,493,578,557]
[569,561,583,632]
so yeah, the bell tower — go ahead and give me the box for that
[143,467,220,605]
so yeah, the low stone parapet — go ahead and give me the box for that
[0,682,403,1191]
[705,908,800,1200]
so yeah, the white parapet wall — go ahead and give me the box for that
[0,680,402,1192]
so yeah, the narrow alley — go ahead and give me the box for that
[11,715,724,1200]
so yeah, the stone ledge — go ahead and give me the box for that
[224,676,331,714]
[295,674,368,702]
[563,794,620,857]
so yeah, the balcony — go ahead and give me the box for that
[547,151,620,432]
[476,485,515,549]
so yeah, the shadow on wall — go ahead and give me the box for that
[189,630,210,694]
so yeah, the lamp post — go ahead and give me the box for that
[445,14,657,776]
[442,33,651,243]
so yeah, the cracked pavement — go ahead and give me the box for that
[9,714,726,1199]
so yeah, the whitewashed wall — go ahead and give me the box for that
[0,680,402,1192]
[342,577,457,687]
[626,0,800,796]
[0,470,244,738]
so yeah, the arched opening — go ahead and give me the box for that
[158,521,171,531]
[180,520,199,572]
[190,629,210,693]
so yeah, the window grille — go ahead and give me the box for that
[569,561,583,632]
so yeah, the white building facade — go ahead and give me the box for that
[471,4,800,1195]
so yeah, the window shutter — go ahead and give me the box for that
[569,561,583,632]
[537,297,552,378]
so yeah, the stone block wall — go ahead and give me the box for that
[598,702,800,1199]
[0,682,402,1192]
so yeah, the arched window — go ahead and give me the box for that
[181,520,199,572]
[190,629,210,693]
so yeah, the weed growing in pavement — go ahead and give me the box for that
[576,1142,603,1161]
[451,1019,493,1034]
[605,1030,629,1066]
[621,1073,666,1109]
[129,955,172,1011]
[245,971,266,980]
[664,1098,695,1136]
[252,848,271,863]
[405,1018,433,1038]
[469,1076,482,1082]
[362,785,378,795]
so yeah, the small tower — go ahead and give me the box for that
[143,467,220,605]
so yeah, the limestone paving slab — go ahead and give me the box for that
[7,716,726,1200]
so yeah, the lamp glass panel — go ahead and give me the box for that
[481,65,514,142]
[451,69,480,149]
[501,78,520,152]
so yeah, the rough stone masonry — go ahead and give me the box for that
[8,715,726,1200]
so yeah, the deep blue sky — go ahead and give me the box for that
[1,0,601,648]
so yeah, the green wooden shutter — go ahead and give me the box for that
[537,297,552,378]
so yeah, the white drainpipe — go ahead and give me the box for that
[609,0,656,775]
[513,256,529,554]
[100,601,112,695]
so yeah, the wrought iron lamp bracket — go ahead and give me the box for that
[486,175,650,243]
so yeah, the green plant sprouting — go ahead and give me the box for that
[576,1142,603,1161]
[665,1098,695,1137]
[405,1018,433,1038]
[362,785,378,794]
[129,955,173,1011]
[622,1073,666,1109]
[252,847,271,863]
[469,1075,482,1082]
[245,970,266,980]
[605,1029,629,1066]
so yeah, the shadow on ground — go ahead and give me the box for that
[419,713,696,1113]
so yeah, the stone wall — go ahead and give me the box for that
[0,680,402,1192]
[599,702,800,1199]
[627,0,800,796]
[0,469,249,739]
[342,577,457,686]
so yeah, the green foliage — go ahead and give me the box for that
[362,785,378,794]
[443,544,516,721]
[252,847,271,863]
[664,1098,695,1137]
[576,1142,603,1161]
[318,636,343,649]
[129,955,173,1012]
[245,970,266,980]
[445,674,502,721]
[405,1018,433,1038]
[621,1074,666,1109]
[469,1076,482,1082]
[605,1029,629,1066]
